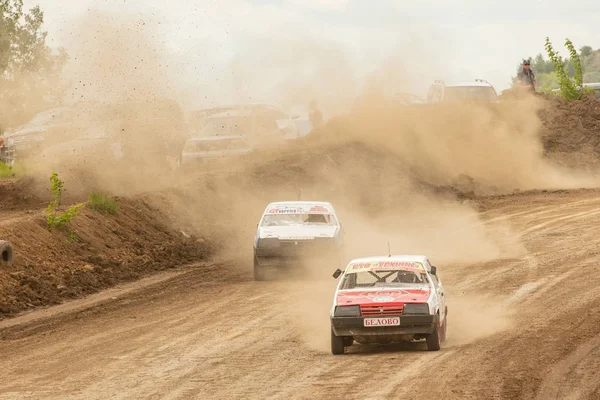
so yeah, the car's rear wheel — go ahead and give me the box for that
[426,319,441,351]
[253,255,266,281]
[441,314,448,343]
[331,328,345,355]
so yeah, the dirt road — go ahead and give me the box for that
[1,189,600,400]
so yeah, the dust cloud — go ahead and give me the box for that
[444,295,514,346]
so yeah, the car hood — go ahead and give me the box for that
[5,125,48,138]
[258,225,338,240]
[336,287,430,306]
[182,148,252,159]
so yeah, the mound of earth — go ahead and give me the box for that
[0,177,47,211]
[0,186,213,318]
[539,94,600,168]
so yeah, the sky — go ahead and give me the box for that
[23,0,600,107]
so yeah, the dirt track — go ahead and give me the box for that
[1,189,600,399]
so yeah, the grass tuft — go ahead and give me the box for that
[88,192,119,215]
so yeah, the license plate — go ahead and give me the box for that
[363,317,400,327]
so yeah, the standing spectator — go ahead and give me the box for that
[517,59,537,92]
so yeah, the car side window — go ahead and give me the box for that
[430,274,440,289]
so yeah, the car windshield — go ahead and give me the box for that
[25,108,73,127]
[261,213,337,227]
[444,86,496,101]
[340,269,430,289]
[197,116,253,136]
[184,138,249,152]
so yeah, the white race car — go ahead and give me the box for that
[253,201,344,281]
[330,255,447,354]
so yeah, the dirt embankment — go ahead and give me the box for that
[0,180,213,318]
[538,94,600,168]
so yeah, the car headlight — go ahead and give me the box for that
[403,303,429,315]
[334,305,360,317]
[258,238,279,248]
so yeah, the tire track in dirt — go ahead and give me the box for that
[535,334,600,400]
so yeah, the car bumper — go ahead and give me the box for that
[331,315,437,337]
[254,246,342,267]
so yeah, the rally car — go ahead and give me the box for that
[253,201,344,281]
[329,255,447,354]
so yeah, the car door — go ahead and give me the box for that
[426,260,445,320]
[430,273,446,320]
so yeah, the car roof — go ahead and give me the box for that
[348,255,428,264]
[444,81,493,87]
[192,103,287,116]
[267,201,334,207]
[188,135,248,142]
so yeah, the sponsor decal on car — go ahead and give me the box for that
[364,317,400,327]
[268,207,303,214]
[308,205,331,214]
[347,261,425,272]
[372,296,395,302]
[266,204,334,215]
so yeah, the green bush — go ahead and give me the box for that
[88,192,119,215]
[545,37,586,100]
[0,162,13,178]
[0,161,27,179]
[46,172,84,229]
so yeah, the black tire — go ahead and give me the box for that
[253,255,266,281]
[331,328,345,355]
[426,319,441,351]
[343,336,354,347]
[441,316,447,343]
[0,240,13,266]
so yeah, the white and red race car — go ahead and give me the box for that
[253,201,344,281]
[330,255,447,354]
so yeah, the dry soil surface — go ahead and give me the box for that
[1,189,600,399]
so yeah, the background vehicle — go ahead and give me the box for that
[187,103,310,146]
[427,79,498,103]
[552,83,600,99]
[0,137,14,165]
[330,255,447,355]
[253,201,344,281]
[392,92,425,106]
[3,99,190,167]
[3,106,86,159]
[180,135,253,164]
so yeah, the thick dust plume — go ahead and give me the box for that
[24,11,188,196]
[324,92,600,193]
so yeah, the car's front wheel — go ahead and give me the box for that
[253,255,266,281]
[441,314,448,343]
[331,328,345,355]
[426,319,441,351]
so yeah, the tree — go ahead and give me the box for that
[581,46,593,58]
[0,0,66,132]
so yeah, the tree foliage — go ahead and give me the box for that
[544,37,579,99]
[0,0,67,132]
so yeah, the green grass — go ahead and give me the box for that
[88,192,119,215]
[0,161,26,179]
[0,162,13,178]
